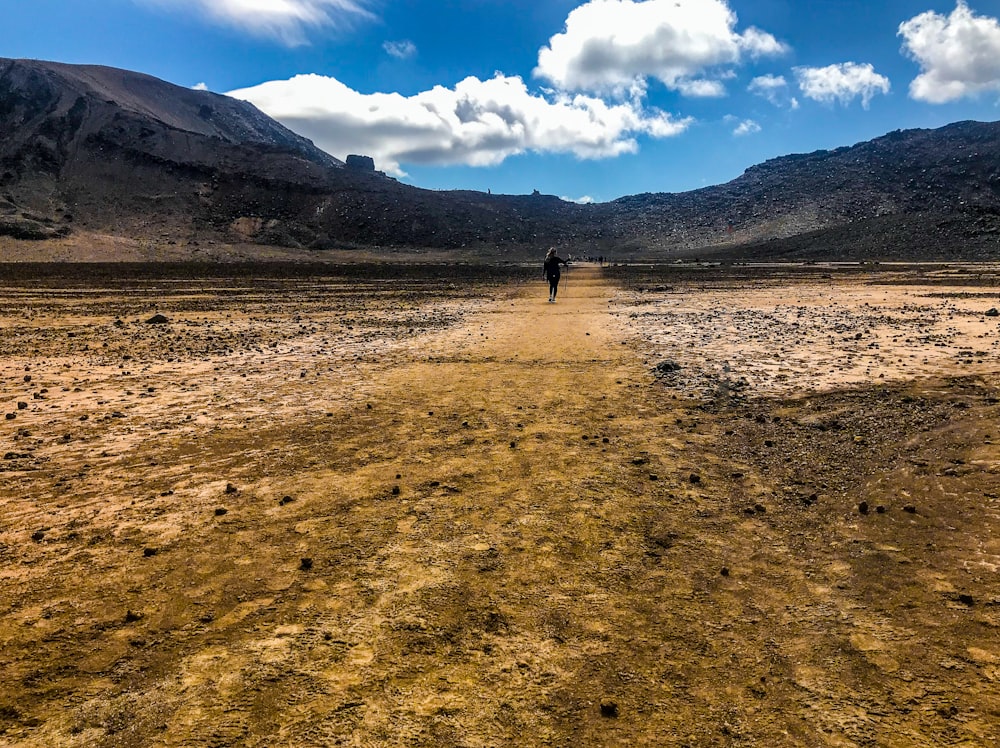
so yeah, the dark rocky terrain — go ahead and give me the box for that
[2,57,1000,259]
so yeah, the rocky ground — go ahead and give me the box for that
[1,263,999,747]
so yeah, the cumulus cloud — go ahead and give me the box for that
[534,0,787,96]
[383,40,417,60]
[748,74,798,108]
[227,73,693,175]
[191,81,209,91]
[137,0,373,45]
[899,1,1000,103]
[733,119,761,136]
[794,62,890,108]
[561,195,596,204]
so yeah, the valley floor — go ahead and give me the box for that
[1,263,999,747]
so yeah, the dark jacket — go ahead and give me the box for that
[543,256,567,280]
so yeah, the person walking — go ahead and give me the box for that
[543,247,569,303]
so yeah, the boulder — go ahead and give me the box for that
[345,154,376,172]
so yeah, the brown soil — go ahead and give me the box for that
[1,265,999,747]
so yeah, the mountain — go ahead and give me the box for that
[2,57,1000,260]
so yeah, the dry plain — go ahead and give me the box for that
[1,261,1000,747]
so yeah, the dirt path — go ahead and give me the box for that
[2,265,1000,746]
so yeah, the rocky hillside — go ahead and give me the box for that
[2,57,1000,259]
[611,120,1000,259]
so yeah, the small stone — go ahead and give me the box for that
[299,557,314,571]
[903,505,917,514]
[145,314,169,325]
[224,483,238,494]
[600,700,620,718]
[986,308,999,317]
[689,473,701,484]
[510,441,517,449]
[124,610,143,623]
[279,495,294,505]
[214,507,228,516]
[31,530,45,542]
[649,474,659,481]
[5,413,15,420]
[720,567,730,577]
[859,501,869,515]
[392,486,401,496]
[23,375,31,382]
[143,547,158,557]
[16,402,27,410]
[654,360,681,375]
[958,593,975,606]
[876,505,886,514]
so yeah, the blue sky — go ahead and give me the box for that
[4,0,1000,202]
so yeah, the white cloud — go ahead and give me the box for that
[794,62,890,108]
[227,73,693,175]
[192,81,209,91]
[534,0,787,96]
[138,0,373,45]
[675,78,728,98]
[383,40,417,60]
[899,1,1000,103]
[733,118,761,136]
[748,74,797,108]
[561,195,596,204]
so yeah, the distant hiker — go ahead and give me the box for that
[543,247,569,303]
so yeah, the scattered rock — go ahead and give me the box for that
[224,483,238,494]
[124,610,143,623]
[689,473,701,484]
[600,699,620,718]
[859,501,869,515]
[654,360,682,375]
[16,402,27,410]
[214,507,228,516]
[31,530,45,542]
[299,557,314,571]
[903,505,917,514]
[145,314,169,325]
[958,593,975,606]
[143,547,158,557]
[279,495,295,505]
[986,308,999,317]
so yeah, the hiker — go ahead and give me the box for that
[543,247,569,303]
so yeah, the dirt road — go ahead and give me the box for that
[2,264,999,746]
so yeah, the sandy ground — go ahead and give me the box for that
[1,264,999,747]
